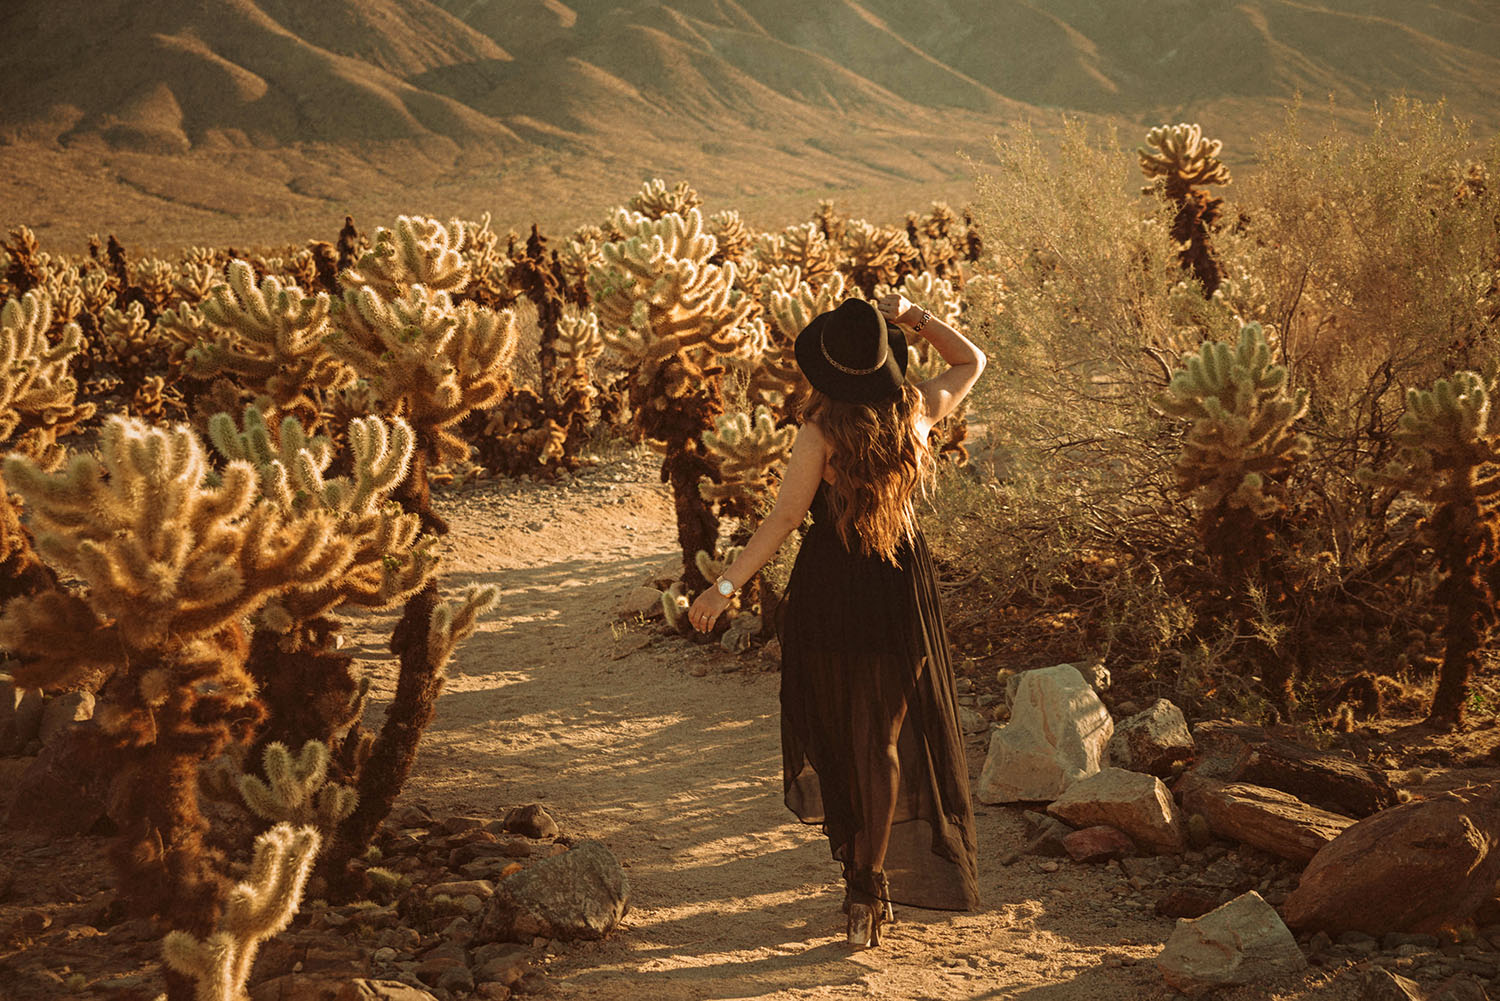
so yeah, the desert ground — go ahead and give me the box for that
[339,446,1368,1001]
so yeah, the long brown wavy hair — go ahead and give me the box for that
[801,382,934,563]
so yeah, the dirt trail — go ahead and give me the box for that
[352,451,1323,1001]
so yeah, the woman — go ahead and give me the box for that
[688,292,986,947]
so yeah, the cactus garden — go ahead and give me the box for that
[2,83,1500,1001]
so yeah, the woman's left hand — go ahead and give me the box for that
[688,588,732,633]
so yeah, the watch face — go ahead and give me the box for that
[717,579,734,596]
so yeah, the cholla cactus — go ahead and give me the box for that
[189,261,353,426]
[100,301,164,375]
[0,416,379,987]
[1140,123,1233,296]
[237,740,357,831]
[0,417,355,687]
[708,210,754,266]
[813,200,847,244]
[700,407,794,512]
[629,179,703,220]
[843,220,912,296]
[0,289,95,460]
[1157,322,1309,515]
[340,215,476,296]
[162,823,320,1001]
[1139,123,1233,196]
[590,207,756,591]
[207,407,435,631]
[1363,371,1500,727]
[757,223,837,288]
[1158,322,1309,716]
[328,275,519,532]
[752,271,848,412]
[593,208,755,381]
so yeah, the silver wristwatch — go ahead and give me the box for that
[715,577,736,597]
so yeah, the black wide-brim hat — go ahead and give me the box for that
[794,298,908,405]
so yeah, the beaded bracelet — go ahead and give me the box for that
[912,309,932,333]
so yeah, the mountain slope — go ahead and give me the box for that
[2,0,1495,153]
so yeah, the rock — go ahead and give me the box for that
[1020,811,1073,857]
[1156,891,1307,993]
[37,691,95,747]
[1364,969,1426,1001]
[474,944,531,987]
[1156,888,1223,920]
[1283,784,1500,935]
[958,707,988,736]
[1109,699,1193,776]
[503,805,558,840]
[1433,975,1490,1001]
[1048,768,1185,854]
[1191,720,1397,817]
[335,981,440,1001]
[720,614,761,654]
[1176,775,1354,863]
[641,557,682,590]
[249,975,348,1001]
[613,586,664,620]
[0,676,44,756]
[977,664,1114,803]
[477,840,629,944]
[1062,826,1135,863]
[2,723,113,834]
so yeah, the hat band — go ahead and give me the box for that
[820,328,888,376]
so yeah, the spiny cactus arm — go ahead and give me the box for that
[1138,123,1232,188]
[700,406,795,503]
[266,509,436,624]
[425,585,500,671]
[191,262,336,374]
[341,216,473,296]
[629,179,704,219]
[553,308,603,382]
[162,822,321,1001]
[0,291,94,447]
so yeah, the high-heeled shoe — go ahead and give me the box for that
[845,868,888,948]
[842,870,894,924]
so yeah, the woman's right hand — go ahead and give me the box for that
[875,293,922,328]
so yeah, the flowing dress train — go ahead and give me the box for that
[778,480,980,911]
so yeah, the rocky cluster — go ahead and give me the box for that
[969,661,1500,997]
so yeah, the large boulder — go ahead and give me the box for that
[1176,774,1354,863]
[1283,783,1500,934]
[1109,699,1193,776]
[1048,767,1185,854]
[978,664,1113,803]
[1157,891,1306,994]
[476,840,629,944]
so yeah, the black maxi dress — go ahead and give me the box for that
[778,479,980,911]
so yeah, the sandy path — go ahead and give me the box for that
[348,452,1317,1001]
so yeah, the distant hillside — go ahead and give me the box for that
[2,0,1496,253]
[2,0,1496,150]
